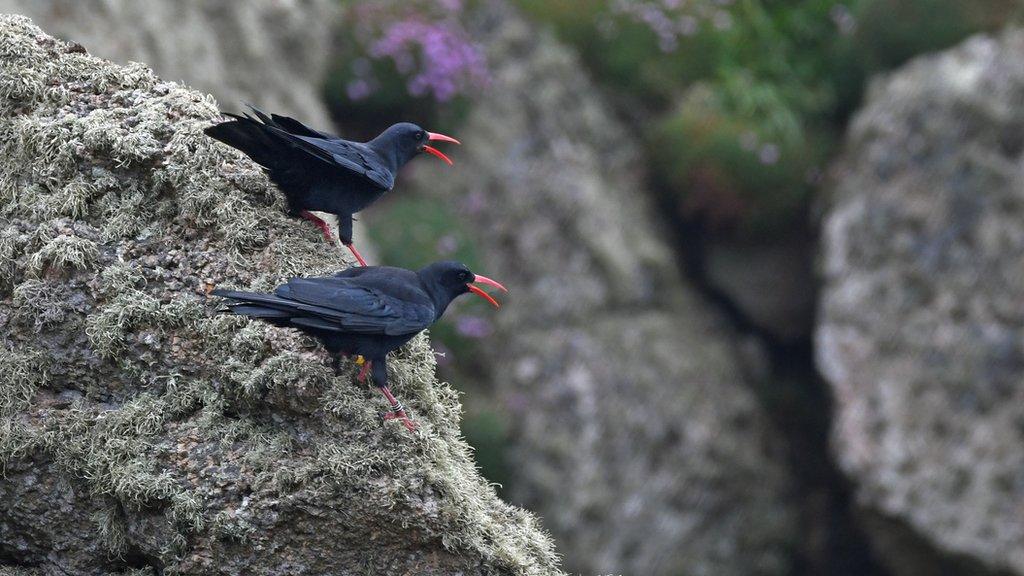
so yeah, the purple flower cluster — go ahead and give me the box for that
[606,0,735,52]
[370,19,489,102]
[343,1,489,103]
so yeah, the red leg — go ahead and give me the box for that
[357,360,371,383]
[379,385,417,432]
[300,210,335,243]
[345,242,368,267]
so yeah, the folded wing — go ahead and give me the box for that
[213,276,434,336]
[205,104,394,192]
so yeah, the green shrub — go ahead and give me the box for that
[852,0,1020,72]
[652,85,833,236]
[518,0,1020,236]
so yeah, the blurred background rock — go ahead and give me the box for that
[3,0,1024,574]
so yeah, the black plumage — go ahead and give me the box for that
[212,261,506,431]
[204,105,460,266]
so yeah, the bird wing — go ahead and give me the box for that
[242,104,339,140]
[332,265,410,280]
[270,112,339,140]
[275,277,434,336]
[261,126,394,192]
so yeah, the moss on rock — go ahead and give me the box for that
[0,15,561,575]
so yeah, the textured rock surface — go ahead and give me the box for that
[0,0,338,128]
[818,29,1024,576]
[413,3,798,575]
[0,16,560,576]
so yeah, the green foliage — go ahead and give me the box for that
[830,0,1023,115]
[517,0,718,105]
[651,84,833,235]
[365,196,481,270]
[518,0,1019,237]
[852,0,1021,71]
[460,408,511,491]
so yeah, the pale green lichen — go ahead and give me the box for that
[91,500,130,556]
[11,279,73,328]
[231,351,332,405]
[84,291,197,357]
[26,233,99,276]
[0,13,561,576]
[0,348,47,418]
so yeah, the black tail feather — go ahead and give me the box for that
[211,289,291,308]
[244,104,277,128]
[228,305,292,318]
[212,289,299,328]
[271,113,335,139]
[204,117,283,170]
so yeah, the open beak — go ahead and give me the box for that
[467,273,508,309]
[422,132,460,166]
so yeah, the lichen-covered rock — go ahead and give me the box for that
[0,0,338,128]
[818,29,1024,576]
[412,3,798,574]
[0,0,374,266]
[0,15,561,575]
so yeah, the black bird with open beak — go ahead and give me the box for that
[204,105,460,266]
[212,261,506,432]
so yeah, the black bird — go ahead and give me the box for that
[204,105,460,266]
[212,261,506,431]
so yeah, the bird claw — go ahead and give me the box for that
[381,409,417,432]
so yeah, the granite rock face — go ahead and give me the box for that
[413,3,798,575]
[0,0,338,128]
[0,16,561,576]
[818,29,1024,576]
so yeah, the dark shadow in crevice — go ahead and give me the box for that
[116,546,165,576]
[661,210,891,576]
[858,510,1017,576]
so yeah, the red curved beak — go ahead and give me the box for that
[423,132,460,166]
[467,273,507,309]
[428,132,461,145]
[423,145,453,166]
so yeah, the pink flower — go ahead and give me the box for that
[346,3,490,103]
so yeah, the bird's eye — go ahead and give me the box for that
[458,271,469,281]
[416,131,425,140]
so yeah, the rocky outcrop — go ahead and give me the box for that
[0,0,338,128]
[412,3,798,574]
[0,16,560,575]
[818,29,1024,576]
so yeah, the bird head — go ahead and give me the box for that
[418,261,507,315]
[374,122,460,168]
